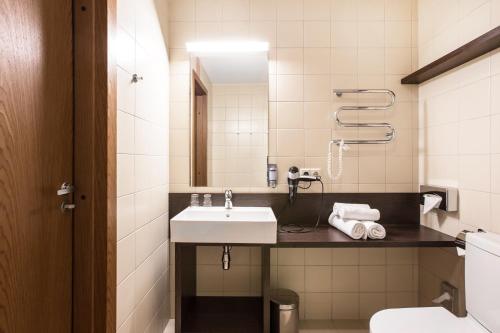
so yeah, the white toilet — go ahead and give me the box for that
[370,232,500,333]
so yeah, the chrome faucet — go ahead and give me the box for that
[224,189,233,210]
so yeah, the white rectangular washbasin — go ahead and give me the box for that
[170,206,277,244]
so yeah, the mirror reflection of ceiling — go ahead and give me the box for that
[199,54,268,84]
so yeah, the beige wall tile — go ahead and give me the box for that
[277,129,305,156]
[118,195,135,240]
[386,248,415,265]
[304,22,331,48]
[332,293,360,319]
[277,102,304,128]
[331,0,357,21]
[459,117,491,155]
[277,75,304,101]
[306,248,332,265]
[385,0,412,20]
[358,22,384,48]
[117,154,135,197]
[278,266,305,292]
[359,293,386,319]
[387,265,413,292]
[197,265,223,293]
[332,266,359,292]
[491,194,500,233]
[304,0,331,20]
[460,190,491,230]
[387,292,417,308]
[332,248,359,266]
[250,0,277,21]
[304,293,332,320]
[221,0,250,20]
[360,266,386,292]
[117,234,136,284]
[117,274,136,327]
[359,156,386,184]
[169,0,195,21]
[277,48,304,75]
[277,0,303,20]
[304,75,331,102]
[305,129,332,156]
[277,21,304,47]
[223,266,251,294]
[492,154,500,194]
[357,0,385,21]
[306,266,332,292]
[359,248,386,265]
[459,155,491,192]
[304,48,331,74]
[492,114,500,154]
[278,248,306,265]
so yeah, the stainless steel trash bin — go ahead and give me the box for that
[270,289,299,333]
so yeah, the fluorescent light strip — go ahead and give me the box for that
[186,41,269,54]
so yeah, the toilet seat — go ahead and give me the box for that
[370,307,488,333]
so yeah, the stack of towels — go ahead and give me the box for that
[328,203,386,240]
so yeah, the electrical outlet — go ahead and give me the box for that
[300,168,321,177]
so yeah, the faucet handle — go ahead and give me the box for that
[225,189,232,199]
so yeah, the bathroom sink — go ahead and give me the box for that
[170,206,277,244]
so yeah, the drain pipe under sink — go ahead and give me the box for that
[222,245,231,270]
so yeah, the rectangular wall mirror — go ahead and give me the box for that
[188,42,269,188]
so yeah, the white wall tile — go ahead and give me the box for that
[117,234,136,284]
[117,2,170,330]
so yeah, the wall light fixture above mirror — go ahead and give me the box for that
[186,41,270,188]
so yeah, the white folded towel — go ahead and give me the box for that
[363,221,386,240]
[332,203,370,216]
[337,207,380,221]
[333,202,380,221]
[328,215,367,240]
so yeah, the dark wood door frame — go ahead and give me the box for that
[192,70,208,187]
[73,0,116,332]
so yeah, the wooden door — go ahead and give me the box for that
[0,0,74,332]
[193,71,208,186]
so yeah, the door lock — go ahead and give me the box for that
[61,202,76,212]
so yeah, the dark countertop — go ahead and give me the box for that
[276,225,456,248]
[170,193,457,248]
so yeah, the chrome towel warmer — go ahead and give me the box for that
[330,89,396,145]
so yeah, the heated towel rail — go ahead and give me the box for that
[330,89,396,145]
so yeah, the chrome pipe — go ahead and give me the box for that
[332,88,396,145]
[222,245,231,270]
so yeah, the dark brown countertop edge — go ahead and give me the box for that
[174,225,456,248]
[275,225,456,248]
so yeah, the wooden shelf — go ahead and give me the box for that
[402,26,500,84]
[277,225,456,248]
[181,297,263,333]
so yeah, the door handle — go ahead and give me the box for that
[57,183,74,196]
[58,183,76,213]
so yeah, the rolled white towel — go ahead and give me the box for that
[328,214,366,240]
[363,221,386,240]
[332,203,370,216]
[337,207,380,221]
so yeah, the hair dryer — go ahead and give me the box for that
[288,166,300,204]
[287,166,321,204]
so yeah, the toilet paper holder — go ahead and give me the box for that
[419,185,458,212]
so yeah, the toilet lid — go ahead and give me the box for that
[370,307,488,333]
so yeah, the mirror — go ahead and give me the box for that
[188,42,269,188]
